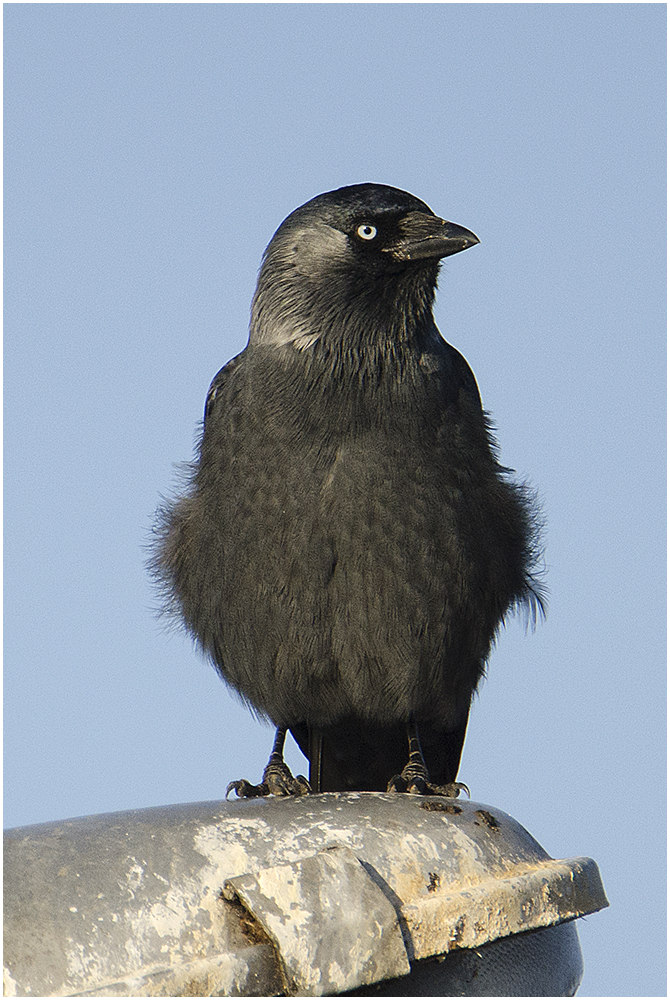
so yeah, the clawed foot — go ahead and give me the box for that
[226,732,311,799]
[387,769,469,798]
[386,720,470,797]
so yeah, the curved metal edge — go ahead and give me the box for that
[403,855,608,960]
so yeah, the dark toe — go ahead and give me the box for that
[263,761,312,797]
[387,772,469,798]
[429,780,470,799]
[419,780,470,798]
[225,779,270,799]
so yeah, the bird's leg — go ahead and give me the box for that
[226,726,311,799]
[261,727,311,796]
[387,721,470,798]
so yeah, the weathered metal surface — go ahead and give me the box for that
[224,846,410,995]
[403,853,605,960]
[3,793,608,997]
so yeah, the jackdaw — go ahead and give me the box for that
[152,183,544,797]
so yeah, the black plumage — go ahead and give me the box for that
[152,183,544,797]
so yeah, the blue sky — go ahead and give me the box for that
[4,5,666,996]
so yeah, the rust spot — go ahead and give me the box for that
[221,891,269,946]
[426,872,440,893]
[475,809,500,830]
[420,800,462,814]
[449,915,466,944]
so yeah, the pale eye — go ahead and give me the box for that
[356,224,377,241]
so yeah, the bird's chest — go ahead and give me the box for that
[234,407,460,564]
[211,361,482,557]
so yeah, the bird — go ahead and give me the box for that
[151,183,544,798]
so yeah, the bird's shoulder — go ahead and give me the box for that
[203,353,246,423]
[431,338,483,411]
[203,345,304,429]
[200,338,485,454]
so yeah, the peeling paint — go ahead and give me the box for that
[2,969,19,997]
[227,847,410,994]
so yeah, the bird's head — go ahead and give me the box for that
[249,183,479,350]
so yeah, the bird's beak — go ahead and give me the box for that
[384,212,480,261]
